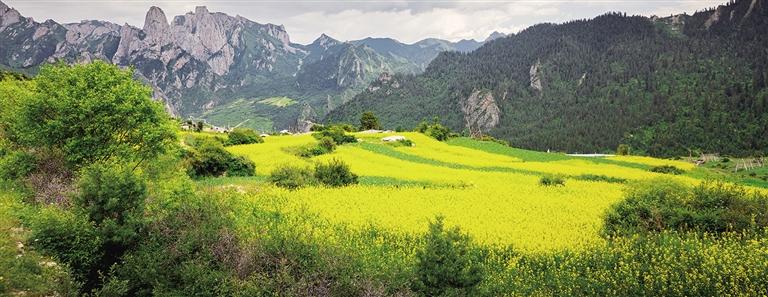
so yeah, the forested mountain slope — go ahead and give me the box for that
[328,0,768,157]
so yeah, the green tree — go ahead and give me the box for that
[194,121,204,133]
[360,111,381,130]
[413,217,485,296]
[13,62,176,169]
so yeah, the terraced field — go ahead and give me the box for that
[225,132,702,251]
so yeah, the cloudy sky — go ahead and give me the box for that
[5,0,725,44]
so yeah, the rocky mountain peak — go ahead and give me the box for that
[195,6,210,16]
[143,6,169,40]
[0,0,22,27]
[485,31,506,42]
[313,33,341,48]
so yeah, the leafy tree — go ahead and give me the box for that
[194,121,204,133]
[413,217,485,296]
[360,111,381,130]
[13,62,176,169]
[226,128,264,146]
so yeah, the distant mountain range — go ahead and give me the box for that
[329,0,768,157]
[0,1,496,131]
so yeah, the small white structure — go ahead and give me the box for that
[360,129,384,134]
[260,133,270,138]
[279,130,293,135]
[382,135,407,142]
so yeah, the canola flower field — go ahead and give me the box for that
[224,132,705,252]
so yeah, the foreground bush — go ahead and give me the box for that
[603,179,768,236]
[314,159,358,187]
[414,217,485,296]
[269,164,316,190]
[226,128,263,146]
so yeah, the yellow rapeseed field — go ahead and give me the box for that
[226,132,713,252]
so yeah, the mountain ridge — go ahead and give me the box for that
[0,1,491,131]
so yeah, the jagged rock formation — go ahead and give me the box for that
[0,1,491,130]
[462,90,500,135]
[530,60,543,91]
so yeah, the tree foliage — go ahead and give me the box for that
[12,62,176,169]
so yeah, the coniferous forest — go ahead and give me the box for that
[329,0,768,157]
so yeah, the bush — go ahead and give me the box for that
[425,123,451,142]
[226,128,264,146]
[575,174,626,184]
[313,126,357,145]
[603,179,768,236]
[413,217,485,296]
[0,150,37,180]
[29,207,103,290]
[314,159,358,187]
[317,136,337,152]
[226,156,256,177]
[269,164,316,190]
[539,174,566,186]
[649,165,684,175]
[75,163,148,282]
[616,144,630,156]
[185,139,255,178]
[397,139,414,147]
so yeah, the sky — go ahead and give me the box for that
[5,0,726,44]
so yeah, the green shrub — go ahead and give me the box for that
[413,217,485,296]
[313,126,357,145]
[397,139,414,147]
[539,174,566,186]
[649,165,684,175]
[575,174,626,184]
[29,207,103,290]
[184,139,255,178]
[425,123,451,142]
[269,164,316,190]
[314,159,358,187]
[0,150,37,180]
[616,144,630,156]
[603,179,768,236]
[318,136,337,152]
[226,128,264,146]
[226,156,256,177]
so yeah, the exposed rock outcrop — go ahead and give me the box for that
[530,60,543,92]
[462,90,500,135]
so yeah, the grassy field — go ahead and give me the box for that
[222,132,718,252]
